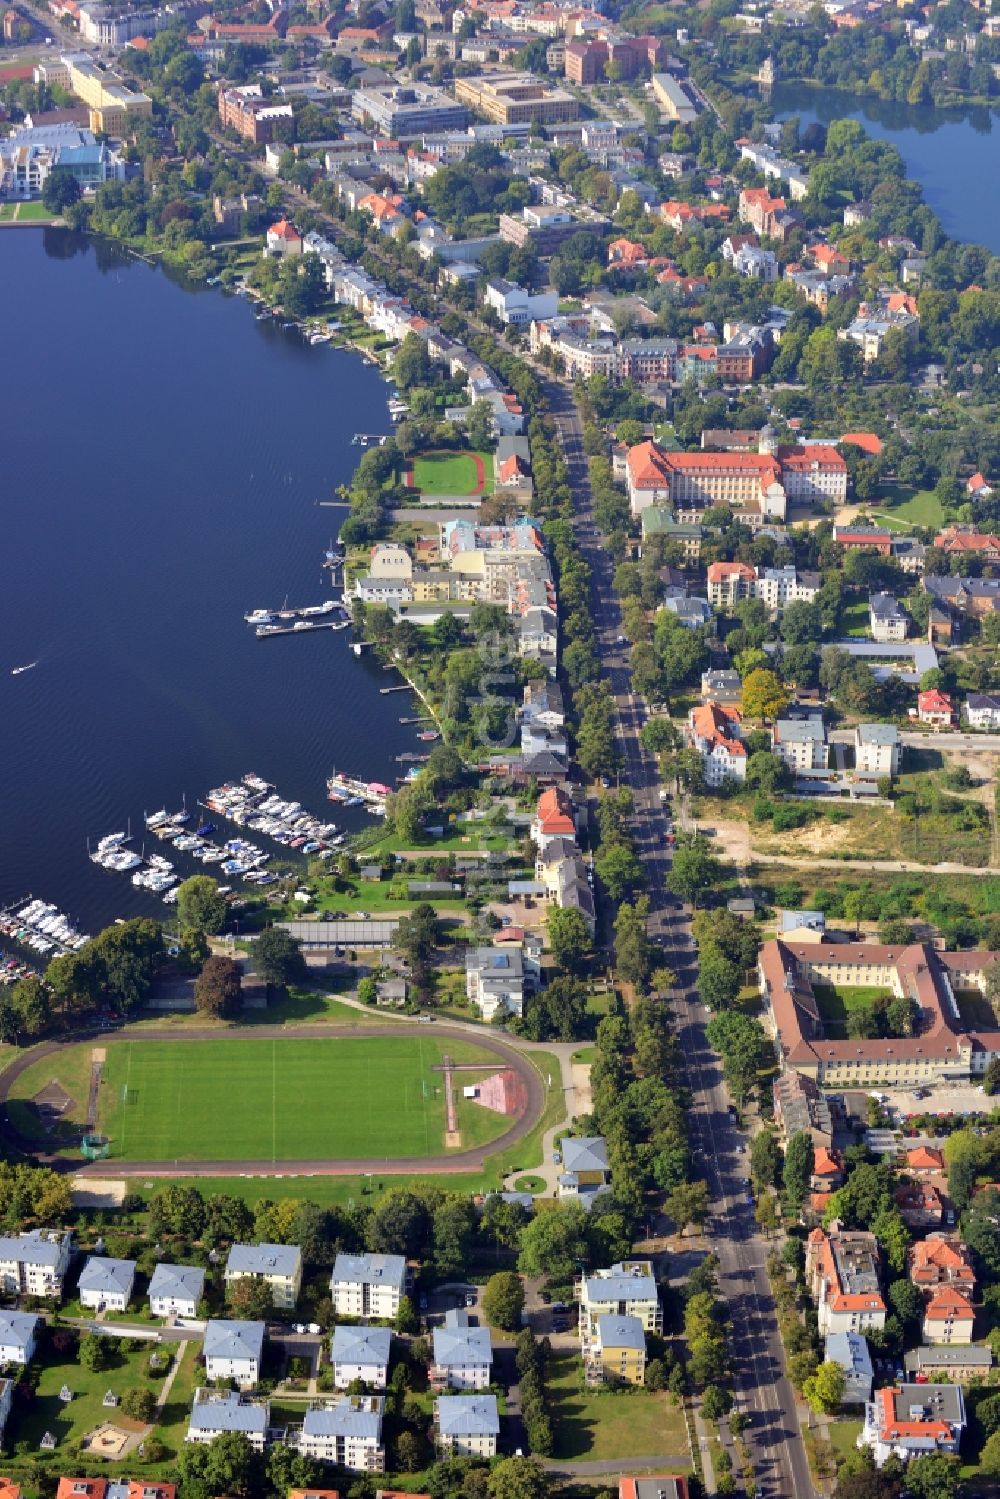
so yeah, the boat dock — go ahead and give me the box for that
[379,684,412,695]
[256,620,349,638]
[399,715,433,725]
[0,898,90,957]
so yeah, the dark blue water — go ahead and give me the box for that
[773,83,1000,253]
[1,228,410,934]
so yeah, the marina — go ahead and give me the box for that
[256,619,350,637]
[0,899,90,958]
[326,770,392,812]
[203,773,346,853]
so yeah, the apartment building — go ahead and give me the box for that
[78,1256,135,1313]
[585,1314,647,1386]
[224,1244,302,1310]
[148,1262,206,1319]
[861,1384,965,1467]
[296,1397,386,1470]
[218,85,294,144]
[578,1261,661,1338]
[431,1311,493,1390]
[805,1228,886,1336]
[465,946,525,1021]
[351,83,467,137]
[202,1319,265,1389]
[686,702,747,786]
[434,1394,500,1457]
[922,1286,975,1345]
[854,723,900,777]
[58,52,152,134]
[331,1326,392,1390]
[331,1254,407,1319]
[870,592,909,643]
[772,715,828,773]
[0,1231,72,1298]
[186,1389,269,1452]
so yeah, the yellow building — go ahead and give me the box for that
[586,1314,647,1386]
[452,71,577,126]
[64,54,152,135]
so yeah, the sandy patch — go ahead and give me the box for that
[444,1130,462,1149]
[570,1063,593,1116]
[71,1177,127,1208]
[91,1047,106,1063]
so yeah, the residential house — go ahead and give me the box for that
[369,543,413,580]
[465,946,525,1021]
[266,219,303,256]
[585,1314,646,1386]
[773,716,828,773]
[0,1231,72,1298]
[431,1310,493,1390]
[225,1244,302,1310]
[922,1286,975,1345]
[917,689,955,727]
[861,1383,965,1466]
[909,1236,976,1295]
[811,1147,844,1193]
[895,1182,944,1231]
[434,1394,499,1457]
[934,527,1000,563]
[0,1311,39,1365]
[773,1068,836,1147]
[296,1397,386,1470]
[854,724,900,778]
[186,1388,269,1452]
[686,702,747,786]
[557,1136,611,1208]
[903,1345,993,1382]
[805,1228,886,1336]
[202,1319,265,1389]
[375,979,407,1007]
[661,594,711,629]
[331,1325,392,1390]
[966,694,1000,731]
[707,561,755,609]
[531,787,576,851]
[78,1256,135,1312]
[332,1255,407,1320]
[578,1261,661,1338]
[483,279,557,326]
[148,1263,205,1320]
[824,1330,873,1404]
[833,524,893,556]
[907,1147,945,1173]
[870,593,909,643]
[701,669,743,705]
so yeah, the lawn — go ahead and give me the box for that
[9,1035,513,1163]
[841,599,871,638]
[0,204,16,221]
[10,1337,171,1459]
[407,450,493,497]
[812,983,894,1037]
[827,1417,863,1468]
[547,1353,690,1462]
[14,202,56,222]
[874,481,944,529]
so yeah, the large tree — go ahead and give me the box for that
[176,875,227,935]
[194,954,242,1018]
[482,1271,525,1332]
[253,927,306,990]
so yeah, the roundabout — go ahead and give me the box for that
[0,1022,546,1178]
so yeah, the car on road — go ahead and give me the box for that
[552,1151,561,1164]
[465,1292,477,1307]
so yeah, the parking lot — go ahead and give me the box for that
[880,1083,991,1120]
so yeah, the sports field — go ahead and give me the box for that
[407,450,493,496]
[71,1035,511,1161]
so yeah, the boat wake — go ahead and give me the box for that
[11,661,38,676]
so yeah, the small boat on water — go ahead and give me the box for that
[417,730,440,742]
[245,609,276,625]
[11,662,37,676]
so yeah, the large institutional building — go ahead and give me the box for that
[453,71,578,126]
[624,433,847,523]
[758,938,999,1089]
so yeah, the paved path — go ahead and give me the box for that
[0,1022,547,1178]
[693,1406,716,1493]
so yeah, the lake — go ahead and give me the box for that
[0,228,414,936]
[772,82,1000,253]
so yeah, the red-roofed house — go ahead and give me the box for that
[967,472,994,498]
[917,689,955,727]
[607,237,649,269]
[862,1383,965,1465]
[840,432,883,457]
[906,1146,944,1173]
[266,219,302,256]
[934,528,1000,562]
[686,703,747,787]
[619,1481,688,1499]
[531,788,576,850]
[706,561,756,609]
[805,1227,886,1335]
[894,1182,944,1230]
[922,1285,975,1344]
[810,1146,844,1191]
[908,1235,976,1293]
[810,243,850,272]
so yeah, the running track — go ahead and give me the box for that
[0,1023,544,1178]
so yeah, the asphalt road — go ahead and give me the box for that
[547,381,815,1499]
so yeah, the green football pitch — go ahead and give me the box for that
[93,1035,504,1162]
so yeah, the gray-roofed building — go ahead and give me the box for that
[862,1382,965,1466]
[825,1330,873,1404]
[0,1230,72,1299]
[332,1254,407,1319]
[279,918,400,949]
[701,669,742,705]
[579,1261,661,1336]
[778,909,826,941]
[435,1393,500,1456]
[869,592,909,643]
[904,1344,994,1381]
[203,1319,266,1388]
[186,1387,270,1451]
[375,978,407,1007]
[854,723,900,777]
[827,638,939,684]
[965,693,1000,731]
[661,593,713,630]
[432,1316,493,1391]
[585,1312,647,1386]
[225,1243,302,1309]
[148,1262,206,1319]
[465,945,524,1021]
[0,1310,40,1365]
[296,1395,386,1469]
[558,1136,611,1208]
[773,715,828,772]
[78,1256,136,1312]
[331,1325,392,1390]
